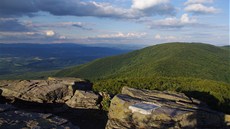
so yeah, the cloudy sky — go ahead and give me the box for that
[0,0,229,46]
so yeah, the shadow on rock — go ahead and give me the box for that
[0,97,108,129]
[184,91,230,114]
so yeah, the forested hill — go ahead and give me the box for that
[55,43,230,83]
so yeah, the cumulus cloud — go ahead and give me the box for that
[45,30,55,37]
[184,0,213,5]
[34,0,140,19]
[131,0,175,16]
[0,0,137,19]
[184,4,219,14]
[132,0,169,10]
[184,0,219,15]
[0,0,175,19]
[149,14,197,29]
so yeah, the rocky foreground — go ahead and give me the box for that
[0,78,229,129]
[0,77,107,129]
[107,87,230,129]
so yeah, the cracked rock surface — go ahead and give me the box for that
[0,77,99,109]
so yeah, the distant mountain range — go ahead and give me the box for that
[0,43,130,77]
[56,43,230,83]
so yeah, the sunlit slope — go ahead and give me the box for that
[56,43,230,83]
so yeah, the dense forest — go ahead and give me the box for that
[56,43,230,83]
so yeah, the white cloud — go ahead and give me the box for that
[184,0,213,5]
[45,30,55,37]
[180,14,196,23]
[149,13,196,28]
[0,0,176,20]
[26,32,35,35]
[90,32,147,39]
[131,0,175,16]
[154,34,177,40]
[59,36,66,39]
[184,4,219,14]
[131,0,169,10]
[154,34,161,39]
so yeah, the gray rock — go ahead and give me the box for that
[106,86,230,129]
[66,90,100,109]
[0,78,93,104]
[0,78,101,110]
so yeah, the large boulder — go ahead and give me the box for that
[0,78,96,107]
[106,87,230,129]
[66,90,100,109]
[0,78,77,103]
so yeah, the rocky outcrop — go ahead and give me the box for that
[0,78,99,109]
[0,79,76,103]
[106,86,230,129]
[0,103,79,129]
[0,78,107,129]
[66,90,100,109]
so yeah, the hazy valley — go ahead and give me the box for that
[0,43,130,79]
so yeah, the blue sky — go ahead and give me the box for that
[0,0,229,46]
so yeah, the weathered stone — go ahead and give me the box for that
[0,78,90,103]
[106,87,229,129]
[66,90,100,109]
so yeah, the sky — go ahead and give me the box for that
[0,0,229,46]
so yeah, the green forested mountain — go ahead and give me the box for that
[56,43,230,83]
[55,42,230,113]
